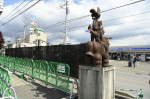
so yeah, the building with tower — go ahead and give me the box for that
[13,17,48,48]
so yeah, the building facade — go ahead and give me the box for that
[109,45,150,61]
[15,28,47,48]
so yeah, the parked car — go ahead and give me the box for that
[146,57,150,62]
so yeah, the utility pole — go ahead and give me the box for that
[36,30,38,46]
[63,0,69,45]
[23,23,27,47]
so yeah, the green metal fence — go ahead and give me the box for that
[0,56,70,93]
[23,59,33,77]
[0,66,11,96]
[48,62,70,92]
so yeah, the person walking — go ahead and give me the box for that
[133,55,137,68]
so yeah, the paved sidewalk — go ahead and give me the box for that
[9,60,149,99]
[11,73,68,99]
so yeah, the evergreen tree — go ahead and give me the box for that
[0,31,4,49]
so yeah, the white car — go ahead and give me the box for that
[146,57,150,61]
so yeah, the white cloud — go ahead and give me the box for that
[110,35,150,46]
[110,34,150,46]
[0,0,150,46]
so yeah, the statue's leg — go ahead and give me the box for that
[93,42,102,67]
[85,41,94,65]
[85,55,93,66]
[93,53,102,67]
[91,35,94,41]
[102,51,109,66]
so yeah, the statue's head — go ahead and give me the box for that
[90,7,100,20]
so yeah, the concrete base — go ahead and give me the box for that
[79,66,115,99]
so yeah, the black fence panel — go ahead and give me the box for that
[5,43,86,78]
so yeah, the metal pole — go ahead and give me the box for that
[36,30,39,46]
[64,0,68,45]
[23,24,26,47]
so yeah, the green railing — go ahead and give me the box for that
[48,62,70,92]
[0,56,70,92]
[0,66,11,96]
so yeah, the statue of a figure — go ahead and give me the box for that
[85,7,112,67]
[88,7,104,43]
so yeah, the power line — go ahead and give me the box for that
[43,9,150,34]
[0,0,41,27]
[65,18,150,32]
[107,18,150,26]
[2,0,145,38]
[1,0,61,39]
[1,0,33,24]
[47,32,63,37]
[42,0,145,30]
[30,9,150,34]
[43,0,83,29]
[1,0,51,35]
[4,0,60,35]
[0,0,26,22]
[36,0,62,27]
[0,0,33,37]
[0,1,33,35]
[103,10,150,22]
[101,0,145,13]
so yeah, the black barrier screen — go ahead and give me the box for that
[5,43,86,78]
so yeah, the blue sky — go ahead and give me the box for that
[3,0,84,6]
[4,0,24,6]
[4,0,46,6]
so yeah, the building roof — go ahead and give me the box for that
[110,45,150,51]
[110,45,150,48]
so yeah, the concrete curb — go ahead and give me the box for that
[115,90,135,99]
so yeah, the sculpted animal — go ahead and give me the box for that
[85,37,110,67]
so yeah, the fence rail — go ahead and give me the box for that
[0,66,11,97]
[0,56,70,93]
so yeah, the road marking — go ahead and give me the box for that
[116,67,150,74]
[116,71,150,78]
[118,78,149,85]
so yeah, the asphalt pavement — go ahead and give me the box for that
[10,73,68,99]
[110,60,150,99]
[8,60,150,99]
[110,60,150,77]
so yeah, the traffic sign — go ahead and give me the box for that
[31,15,37,21]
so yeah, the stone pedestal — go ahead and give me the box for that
[79,66,115,99]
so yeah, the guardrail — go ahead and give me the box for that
[0,66,11,97]
[116,89,144,99]
[0,56,70,93]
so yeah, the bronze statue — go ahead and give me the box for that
[85,7,112,67]
[88,7,104,43]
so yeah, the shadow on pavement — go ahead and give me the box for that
[31,82,68,99]
[11,73,68,99]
